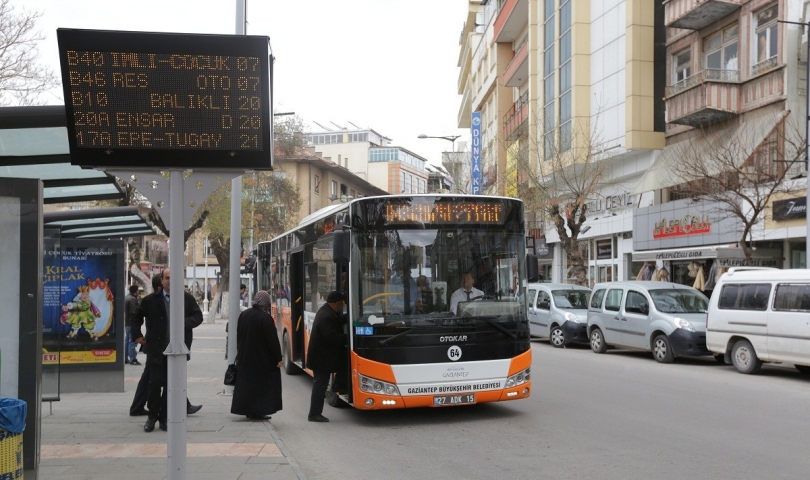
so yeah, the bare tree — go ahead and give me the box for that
[0,0,59,105]
[667,112,805,264]
[504,111,614,286]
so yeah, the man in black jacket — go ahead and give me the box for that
[131,268,203,432]
[305,290,347,423]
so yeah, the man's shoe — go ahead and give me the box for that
[130,359,142,366]
[143,418,156,432]
[159,421,168,431]
[246,414,270,420]
[308,414,329,423]
[187,404,202,415]
[130,409,149,417]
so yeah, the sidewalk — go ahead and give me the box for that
[37,321,307,480]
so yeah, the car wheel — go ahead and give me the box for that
[652,334,674,363]
[590,328,607,354]
[550,325,565,348]
[731,339,762,374]
[794,364,810,374]
[282,332,300,375]
[713,353,726,365]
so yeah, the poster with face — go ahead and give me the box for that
[43,238,125,368]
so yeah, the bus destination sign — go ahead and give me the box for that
[385,202,503,225]
[57,28,273,169]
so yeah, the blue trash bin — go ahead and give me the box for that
[0,398,26,480]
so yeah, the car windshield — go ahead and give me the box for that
[649,289,708,314]
[551,290,590,309]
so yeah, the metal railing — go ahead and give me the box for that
[666,68,739,96]
[503,91,529,137]
[752,56,777,76]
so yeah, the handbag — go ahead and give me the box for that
[224,362,238,386]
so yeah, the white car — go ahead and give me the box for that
[526,283,590,347]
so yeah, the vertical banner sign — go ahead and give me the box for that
[471,111,482,195]
[43,238,125,368]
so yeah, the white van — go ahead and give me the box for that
[706,268,810,374]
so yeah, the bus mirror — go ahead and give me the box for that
[527,254,539,282]
[333,230,350,264]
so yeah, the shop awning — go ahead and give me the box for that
[633,246,782,266]
[631,111,789,195]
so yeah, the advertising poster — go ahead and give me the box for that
[43,238,125,369]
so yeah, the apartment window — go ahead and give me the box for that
[704,24,738,70]
[330,180,337,199]
[543,0,555,160]
[559,0,572,154]
[313,175,320,195]
[754,4,778,65]
[673,49,691,83]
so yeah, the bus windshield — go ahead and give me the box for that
[352,225,525,327]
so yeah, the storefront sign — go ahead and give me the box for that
[596,239,612,260]
[535,239,553,260]
[772,196,807,221]
[653,214,711,239]
[586,192,635,214]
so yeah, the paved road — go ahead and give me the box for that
[269,340,810,480]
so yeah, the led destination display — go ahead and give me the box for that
[57,29,273,169]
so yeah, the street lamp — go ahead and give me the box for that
[418,134,461,152]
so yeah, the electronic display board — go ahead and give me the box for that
[384,201,504,224]
[57,28,273,169]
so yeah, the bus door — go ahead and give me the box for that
[290,250,305,365]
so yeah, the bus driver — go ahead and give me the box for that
[449,271,484,315]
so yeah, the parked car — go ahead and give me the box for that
[587,281,711,363]
[527,283,591,347]
[706,268,810,375]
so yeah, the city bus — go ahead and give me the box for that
[256,194,533,409]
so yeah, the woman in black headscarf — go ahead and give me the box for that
[230,290,283,420]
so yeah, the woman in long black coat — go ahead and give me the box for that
[231,290,282,420]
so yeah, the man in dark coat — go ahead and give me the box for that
[131,268,203,432]
[129,274,203,417]
[230,290,283,420]
[306,290,348,423]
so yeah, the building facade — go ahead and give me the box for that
[305,127,431,195]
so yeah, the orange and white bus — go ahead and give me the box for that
[256,194,532,409]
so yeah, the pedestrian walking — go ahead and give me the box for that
[230,290,283,420]
[306,290,348,423]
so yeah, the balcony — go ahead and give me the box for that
[503,91,529,141]
[665,69,740,127]
[503,35,529,87]
[494,0,528,43]
[665,0,741,30]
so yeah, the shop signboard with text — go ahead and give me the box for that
[633,198,743,251]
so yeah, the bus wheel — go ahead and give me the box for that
[282,332,299,375]
[326,375,348,408]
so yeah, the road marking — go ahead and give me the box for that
[41,442,282,459]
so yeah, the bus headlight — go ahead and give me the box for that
[505,367,530,388]
[359,374,400,396]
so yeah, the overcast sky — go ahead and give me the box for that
[26,0,469,165]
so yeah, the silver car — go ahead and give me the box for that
[527,283,591,348]
[586,281,711,363]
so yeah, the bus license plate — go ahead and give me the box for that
[433,394,475,406]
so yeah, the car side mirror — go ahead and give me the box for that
[539,300,550,310]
